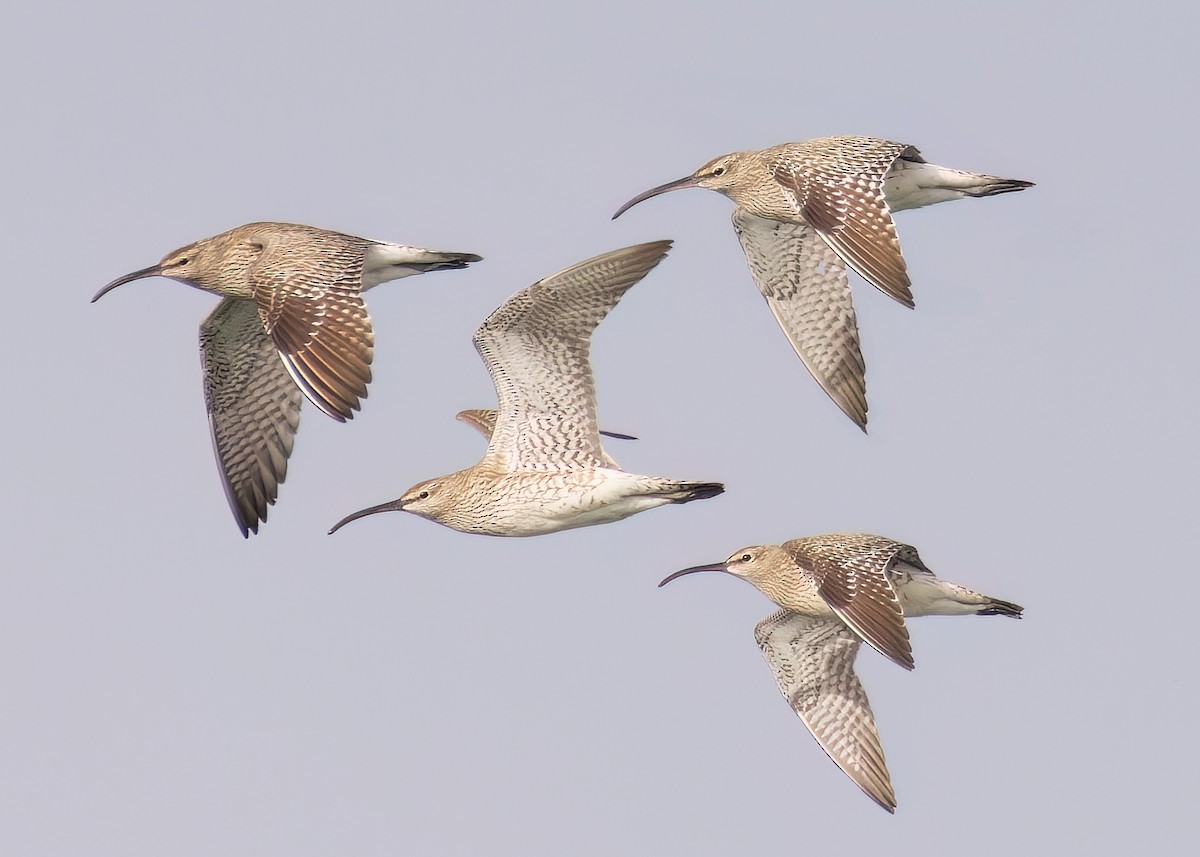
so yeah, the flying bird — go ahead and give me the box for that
[614,136,1033,429]
[660,532,1023,812]
[330,241,723,537]
[93,221,481,536]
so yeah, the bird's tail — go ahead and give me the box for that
[977,597,1024,618]
[959,174,1035,198]
[898,574,1023,618]
[405,250,483,273]
[366,244,483,279]
[885,161,1034,211]
[664,481,725,504]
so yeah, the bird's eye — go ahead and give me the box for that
[740,553,752,562]
[712,166,727,177]
[173,257,189,266]
[418,490,430,500]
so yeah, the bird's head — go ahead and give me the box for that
[92,228,265,302]
[394,478,449,520]
[659,544,794,602]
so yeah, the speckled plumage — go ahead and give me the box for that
[329,242,724,537]
[731,208,867,427]
[660,532,1023,812]
[94,221,481,536]
[614,136,1033,429]
[199,298,303,535]
[454,408,629,469]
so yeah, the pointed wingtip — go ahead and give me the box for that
[838,402,868,433]
[849,404,869,433]
[235,510,256,539]
[274,348,360,423]
[888,280,916,309]
[887,646,916,671]
[599,430,638,441]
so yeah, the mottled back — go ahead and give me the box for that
[767,136,917,307]
[783,532,916,670]
[248,223,375,421]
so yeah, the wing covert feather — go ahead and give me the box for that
[251,236,374,422]
[771,139,915,307]
[784,534,913,670]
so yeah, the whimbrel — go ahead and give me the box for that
[93,222,481,536]
[614,136,1033,429]
[329,241,723,537]
[660,532,1023,812]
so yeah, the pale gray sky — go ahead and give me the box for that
[2,1,1195,854]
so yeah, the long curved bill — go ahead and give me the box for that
[658,561,729,588]
[91,264,162,303]
[328,499,404,534]
[612,175,702,220]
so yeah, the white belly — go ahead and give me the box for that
[884,161,975,212]
[484,470,673,536]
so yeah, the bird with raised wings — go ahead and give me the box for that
[614,136,1033,429]
[93,221,481,536]
[329,241,723,537]
[660,532,1022,812]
